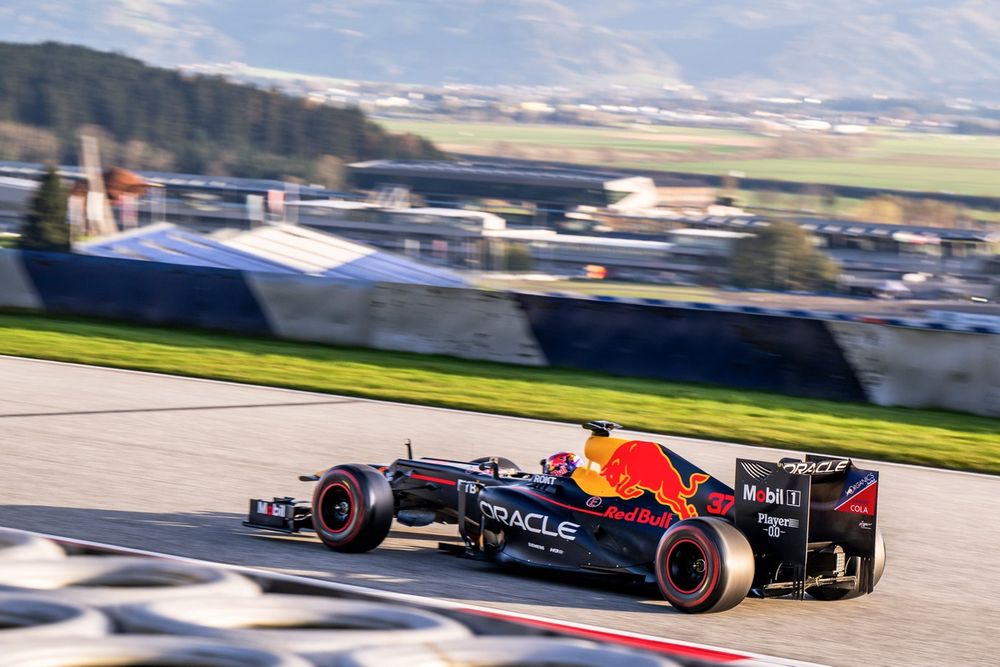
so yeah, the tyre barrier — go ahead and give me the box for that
[113,594,472,665]
[0,596,110,640]
[0,556,261,607]
[335,637,681,667]
[0,527,66,561]
[0,529,760,666]
[0,635,313,667]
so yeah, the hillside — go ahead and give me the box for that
[0,42,442,181]
[0,1,997,97]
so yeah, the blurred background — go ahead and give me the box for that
[0,6,997,665]
[0,0,998,302]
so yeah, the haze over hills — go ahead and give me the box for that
[1,1,998,98]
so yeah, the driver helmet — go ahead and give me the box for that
[543,451,581,477]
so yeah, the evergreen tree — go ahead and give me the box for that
[19,165,70,252]
[730,220,839,291]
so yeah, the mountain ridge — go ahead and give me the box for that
[0,1,997,98]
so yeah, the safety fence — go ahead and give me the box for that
[0,527,805,666]
[1,249,997,417]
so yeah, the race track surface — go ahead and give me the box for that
[1,356,997,666]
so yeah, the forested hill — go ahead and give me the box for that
[0,42,442,182]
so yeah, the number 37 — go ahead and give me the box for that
[706,492,734,516]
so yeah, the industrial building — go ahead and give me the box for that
[348,159,659,222]
[680,214,1000,279]
[3,160,997,289]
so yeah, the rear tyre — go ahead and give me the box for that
[807,528,885,601]
[654,517,754,614]
[312,465,394,553]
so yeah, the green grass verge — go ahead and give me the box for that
[1,312,996,474]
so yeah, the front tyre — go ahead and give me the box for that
[312,465,394,553]
[655,517,754,613]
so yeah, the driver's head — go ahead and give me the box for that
[543,451,581,477]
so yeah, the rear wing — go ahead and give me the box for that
[733,456,879,597]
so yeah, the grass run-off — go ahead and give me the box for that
[1,312,996,474]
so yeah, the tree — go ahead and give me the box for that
[503,244,534,272]
[0,42,444,181]
[854,196,904,225]
[311,155,345,189]
[19,165,70,252]
[730,220,839,291]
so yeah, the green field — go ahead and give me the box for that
[382,119,1000,197]
[662,158,999,196]
[384,119,760,159]
[2,312,996,474]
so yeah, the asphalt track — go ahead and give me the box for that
[1,355,997,666]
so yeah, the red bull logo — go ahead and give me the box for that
[603,506,673,528]
[600,440,709,519]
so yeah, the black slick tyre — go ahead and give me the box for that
[654,517,754,614]
[312,464,394,553]
[807,528,886,601]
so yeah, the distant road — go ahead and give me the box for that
[1,356,997,666]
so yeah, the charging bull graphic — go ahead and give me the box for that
[600,440,709,519]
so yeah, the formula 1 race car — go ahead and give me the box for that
[245,421,885,613]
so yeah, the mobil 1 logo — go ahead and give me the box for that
[733,459,810,564]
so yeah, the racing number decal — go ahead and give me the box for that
[706,492,734,516]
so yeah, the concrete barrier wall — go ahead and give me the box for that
[1,249,997,417]
[246,272,373,347]
[369,283,546,365]
[829,321,1000,417]
[0,249,545,367]
[514,293,868,401]
[0,249,42,310]
[13,250,272,335]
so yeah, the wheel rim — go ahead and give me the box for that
[319,482,355,534]
[666,538,708,594]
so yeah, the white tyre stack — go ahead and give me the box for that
[0,596,110,640]
[113,594,472,665]
[0,530,687,666]
[0,528,66,562]
[0,636,313,666]
[0,556,260,607]
[334,637,683,666]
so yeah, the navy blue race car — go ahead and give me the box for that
[246,421,884,613]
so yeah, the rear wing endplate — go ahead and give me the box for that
[733,457,879,596]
